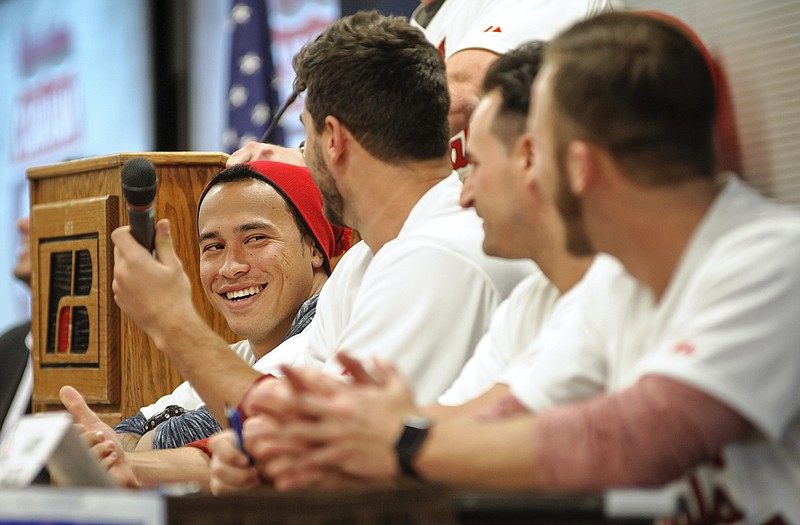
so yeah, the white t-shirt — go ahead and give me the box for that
[437,271,559,405]
[301,173,536,405]
[413,0,612,59]
[505,254,639,411]
[510,176,800,523]
[139,333,308,418]
[412,0,613,171]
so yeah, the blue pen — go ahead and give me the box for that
[225,404,253,465]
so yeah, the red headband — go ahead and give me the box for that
[197,160,350,275]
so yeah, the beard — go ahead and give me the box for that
[555,152,595,257]
[309,141,346,227]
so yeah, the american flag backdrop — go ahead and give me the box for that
[223,0,285,152]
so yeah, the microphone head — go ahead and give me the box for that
[121,157,158,207]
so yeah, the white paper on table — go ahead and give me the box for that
[0,411,115,488]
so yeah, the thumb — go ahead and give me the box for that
[59,385,99,427]
[154,219,180,266]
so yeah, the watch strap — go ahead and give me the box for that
[394,415,431,479]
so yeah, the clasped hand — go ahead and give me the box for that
[210,354,417,492]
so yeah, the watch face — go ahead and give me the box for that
[405,415,431,430]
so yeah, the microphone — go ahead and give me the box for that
[259,87,301,143]
[121,157,158,253]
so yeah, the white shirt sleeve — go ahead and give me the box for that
[505,255,627,412]
[438,272,558,406]
[633,224,800,440]
[505,292,607,413]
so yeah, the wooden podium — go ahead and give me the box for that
[27,153,239,425]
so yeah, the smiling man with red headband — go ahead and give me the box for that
[60,160,349,488]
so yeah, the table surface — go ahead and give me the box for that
[166,484,669,525]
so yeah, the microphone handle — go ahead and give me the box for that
[129,206,156,253]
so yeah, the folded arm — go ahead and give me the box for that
[416,375,752,489]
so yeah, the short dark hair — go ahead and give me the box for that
[481,41,545,148]
[293,11,450,164]
[546,12,716,185]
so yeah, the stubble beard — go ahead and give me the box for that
[310,142,346,227]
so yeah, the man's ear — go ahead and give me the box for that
[307,239,326,270]
[324,115,348,165]
[565,140,595,194]
[516,133,539,194]
[515,132,534,172]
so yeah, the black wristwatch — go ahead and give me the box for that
[394,415,431,479]
[143,404,186,432]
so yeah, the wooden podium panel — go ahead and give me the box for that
[31,197,118,405]
[28,152,239,425]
